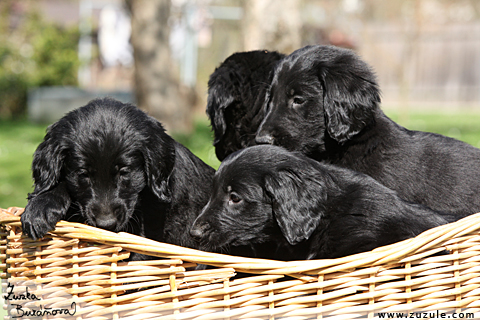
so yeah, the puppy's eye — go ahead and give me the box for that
[117,167,131,181]
[77,169,90,182]
[118,167,130,176]
[229,192,242,204]
[77,169,88,177]
[293,97,305,106]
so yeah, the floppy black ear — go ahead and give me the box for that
[317,47,381,143]
[143,122,176,203]
[207,68,245,161]
[264,168,327,245]
[30,125,68,196]
[206,85,235,145]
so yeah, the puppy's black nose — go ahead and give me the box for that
[255,133,274,145]
[95,217,118,231]
[190,223,208,239]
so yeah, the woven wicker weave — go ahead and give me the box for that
[1,206,480,319]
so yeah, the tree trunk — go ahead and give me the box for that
[243,0,302,54]
[128,0,195,134]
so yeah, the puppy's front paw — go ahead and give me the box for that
[21,193,70,240]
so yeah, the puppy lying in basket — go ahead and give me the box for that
[21,98,215,260]
[190,145,460,260]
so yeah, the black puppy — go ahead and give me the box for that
[21,98,214,259]
[256,45,480,216]
[190,145,457,260]
[207,50,285,161]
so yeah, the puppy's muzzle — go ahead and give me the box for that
[92,203,124,231]
[95,217,118,231]
[190,222,210,240]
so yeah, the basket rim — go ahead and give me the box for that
[2,207,480,276]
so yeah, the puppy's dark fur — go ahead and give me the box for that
[256,45,480,216]
[207,50,285,161]
[21,98,214,259]
[191,145,457,260]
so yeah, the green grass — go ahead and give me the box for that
[387,110,480,148]
[172,119,221,170]
[0,120,49,208]
[1,110,480,210]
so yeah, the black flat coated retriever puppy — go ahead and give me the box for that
[207,50,285,161]
[21,98,215,259]
[190,145,458,260]
[256,45,480,216]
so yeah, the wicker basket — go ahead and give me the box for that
[1,206,480,320]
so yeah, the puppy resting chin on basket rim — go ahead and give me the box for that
[190,145,461,261]
[21,98,215,260]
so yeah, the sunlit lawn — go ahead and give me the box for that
[0,120,49,208]
[388,110,480,148]
[1,109,480,210]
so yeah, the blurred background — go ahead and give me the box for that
[2,0,480,210]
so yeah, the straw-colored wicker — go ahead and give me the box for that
[1,206,480,320]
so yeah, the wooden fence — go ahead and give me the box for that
[360,23,480,108]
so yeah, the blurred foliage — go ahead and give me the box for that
[0,5,79,119]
